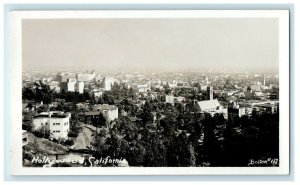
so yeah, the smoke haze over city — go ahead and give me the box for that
[22,18,278,73]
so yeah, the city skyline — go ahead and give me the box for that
[22,18,278,73]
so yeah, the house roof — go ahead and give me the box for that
[197,99,221,111]
[126,116,141,122]
[94,104,118,111]
[33,111,70,118]
[84,111,101,116]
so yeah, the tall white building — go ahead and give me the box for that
[32,111,71,141]
[76,81,84,94]
[102,77,116,91]
[67,78,77,92]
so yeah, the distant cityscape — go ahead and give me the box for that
[21,70,279,167]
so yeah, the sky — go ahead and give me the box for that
[22,18,279,73]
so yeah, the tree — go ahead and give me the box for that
[22,82,54,104]
[22,111,35,131]
[22,120,34,131]
[33,125,50,138]
[103,93,115,105]
[92,132,109,158]
[126,141,145,166]
[129,87,136,99]
[99,113,107,128]
[187,143,196,166]
[222,112,279,166]
[140,110,154,125]
[68,113,82,138]
[105,134,129,161]
[165,88,172,95]
[165,135,180,166]
[98,97,104,104]
[143,134,167,167]
[22,87,36,100]
[202,114,223,166]
[90,93,96,105]
[90,112,106,128]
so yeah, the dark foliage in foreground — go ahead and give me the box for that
[92,111,279,167]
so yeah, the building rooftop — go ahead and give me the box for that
[84,111,101,116]
[126,116,141,122]
[197,99,221,111]
[94,104,118,111]
[33,111,70,119]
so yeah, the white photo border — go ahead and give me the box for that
[9,10,290,175]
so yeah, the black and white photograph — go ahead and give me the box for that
[9,10,290,175]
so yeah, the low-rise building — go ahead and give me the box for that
[253,103,279,114]
[49,81,61,92]
[166,95,174,105]
[32,111,71,141]
[174,96,185,103]
[251,84,261,92]
[41,77,53,84]
[193,99,227,118]
[93,104,118,122]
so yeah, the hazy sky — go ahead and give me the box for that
[22,18,278,73]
